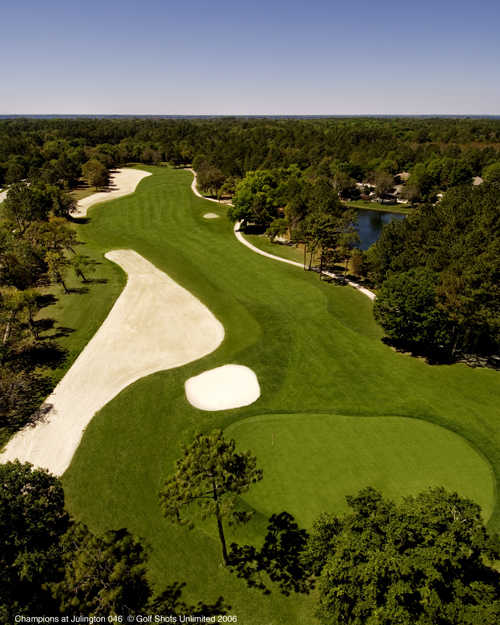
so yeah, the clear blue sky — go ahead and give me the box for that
[1,0,499,115]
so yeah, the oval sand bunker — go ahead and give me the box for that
[185,365,260,411]
[204,212,219,219]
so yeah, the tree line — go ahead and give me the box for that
[0,181,97,443]
[1,117,500,194]
[367,182,499,360]
[0,461,227,621]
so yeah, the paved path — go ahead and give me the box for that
[189,169,376,300]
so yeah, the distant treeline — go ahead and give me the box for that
[1,117,499,363]
[1,116,500,189]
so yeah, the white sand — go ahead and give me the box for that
[73,168,151,218]
[0,188,7,203]
[1,250,224,475]
[185,365,260,411]
[204,213,219,219]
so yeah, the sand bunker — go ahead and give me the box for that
[185,365,260,411]
[1,250,224,475]
[73,168,151,218]
[204,213,219,219]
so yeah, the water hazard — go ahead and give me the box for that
[357,208,406,250]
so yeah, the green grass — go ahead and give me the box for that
[49,165,500,625]
[70,186,96,202]
[36,242,126,384]
[227,414,494,528]
[342,199,411,214]
[244,234,306,264]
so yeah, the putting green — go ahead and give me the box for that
[227,413,495,528]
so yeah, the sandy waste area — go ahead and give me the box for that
[73,168,151,218]
[1,250,224,475]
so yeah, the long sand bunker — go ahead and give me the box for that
[185,365,260,411]
[204,213,219,219]
[73,168,151,218]
[1,250,224,475]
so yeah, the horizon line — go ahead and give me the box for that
[1,113,500,119]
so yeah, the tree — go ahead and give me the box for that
[0,366,51,430]
[1,463,226,618]
[0,462,70,620]
[71,254,95,283]
[229,170,281,228]
[48,185,76,218]
[197,163,226,197]
[159,429,263,564]
[373,267,451,355]
[374,170,394,197]
[0,286,37,362]
[305,176,343,216]
[229,511,312,596]
[338,228,360,278]
[331,170,358,200]
[0,287,41,345]
[368,184,500,358]
[2,182,52,234]
[5,157,25,184]
[82,159,109,189]
[300,209,357,274]
[307,487,500,625]
[301,212,338,271]
[267,217,289,242]
[52,524,151,616]
[483,162,500,184]
[45,250,70,293]
[349,249,365,277]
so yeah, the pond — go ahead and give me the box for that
[357,208,406,250]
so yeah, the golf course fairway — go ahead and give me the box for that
[53,165,499,625]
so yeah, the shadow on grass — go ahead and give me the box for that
[84,277,108,285]
[229,511,313,597]
[36,293,58,309]
[14,341,69,371]
[379,336,500,369]
[67,286,90,295]
[68,216,90,225]
[35,318,75,340]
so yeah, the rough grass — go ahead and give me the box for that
[53,165,500,625]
